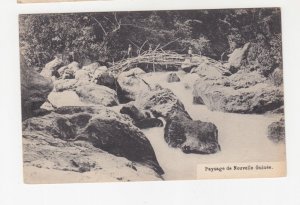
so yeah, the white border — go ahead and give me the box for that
[1,0,300,204]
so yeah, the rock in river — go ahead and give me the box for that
[53,80,119,106]
[193,70,284,113]
[167,72,180,83]
[117,68,150,102]
[164,111,220,154]
[75,83,119,106]
[135,85,220,154]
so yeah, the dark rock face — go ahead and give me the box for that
[22,106,164,175]
[164,112,220,154]
[135,118,164,129]
[20,56,53,121]
[193,71,284,113]
[120,103,163,129]
[23,128,162,182]
[193,96,204,105]
[268,118,285,143]
[120,103,148,122]
[167,72,180,83]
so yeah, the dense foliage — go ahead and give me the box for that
[19,8,282,74]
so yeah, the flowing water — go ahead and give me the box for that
[44,72,285,180]
[141,72,285,180]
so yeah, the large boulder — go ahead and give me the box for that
[46,91,85,108]
[117,68,150,102]
[22,106,164,175]
[228,42,251,69]
[23,135,162,183]
[164,115,220,154]
[135,86,191,120]
[53,78,118,106]
[167,72,180,83]
[193,70,284,113]
[135,84,220,155]
[40,56,63,78]
[75,83,119,106]
[21,56,53,120]
[267,118,285,143]
[53,79,78,92]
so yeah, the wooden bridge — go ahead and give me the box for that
[110,50,231,75]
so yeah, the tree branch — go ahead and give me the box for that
[91,16,107,35]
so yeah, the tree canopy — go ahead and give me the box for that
[19,8,282,72]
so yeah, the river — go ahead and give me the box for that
[44,72,285,180]
[141,72,285,180]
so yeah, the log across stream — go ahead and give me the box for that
[140,72,285,180]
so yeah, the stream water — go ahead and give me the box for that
[141,72,285,180]
[45,72,285,180]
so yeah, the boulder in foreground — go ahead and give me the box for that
[23,106,164,175]
[23,132,162,183]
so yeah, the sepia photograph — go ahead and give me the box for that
[19,8,286,183]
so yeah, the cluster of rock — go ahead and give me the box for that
[21,57,167,181]
[192,70,284,113]
[133,85,221,154]
[180,43,284,115]
[179,42,285,143]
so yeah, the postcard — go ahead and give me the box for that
[20,8,286,183]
